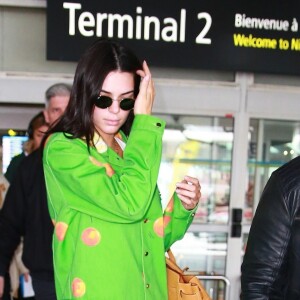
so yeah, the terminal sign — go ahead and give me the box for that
[47,0,300,75]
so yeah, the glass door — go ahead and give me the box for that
[243,118,300,250]
[156,114,300,299]
[155,113,234,299]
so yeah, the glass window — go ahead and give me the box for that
[171,232,227,274]
[156,114,234,224]
[171,231,227,300]
[155,114,232,300]
[245,119,300,223]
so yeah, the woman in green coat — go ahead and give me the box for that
[43,39,201,300]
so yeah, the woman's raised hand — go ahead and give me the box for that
[134,61,155,115]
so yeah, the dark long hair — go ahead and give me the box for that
[49,39,142,148]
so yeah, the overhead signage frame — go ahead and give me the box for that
[47,1,300,75]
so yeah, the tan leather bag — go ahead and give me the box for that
[166,249,211,300]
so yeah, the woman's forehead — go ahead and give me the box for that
[101,71,134,94]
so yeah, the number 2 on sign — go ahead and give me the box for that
[196,12,212,45]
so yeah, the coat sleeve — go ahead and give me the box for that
[163,193,197,251]
[240,173,291,300]
[43,115,165,224]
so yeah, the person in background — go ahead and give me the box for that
[5,111,48,183]
[0,173,9,300]
[241,156,300,299]
[5,111,48,300]
[43,38,201,299]
[0,83,71,300]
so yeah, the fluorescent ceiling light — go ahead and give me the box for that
[163,129,186,142]
[183,125,233,143]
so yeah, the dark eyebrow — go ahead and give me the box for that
[101,89,135,96]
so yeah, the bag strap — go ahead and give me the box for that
[166,249,186,275]
[167,249,176,263]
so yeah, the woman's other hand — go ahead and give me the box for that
[176,176,201,210]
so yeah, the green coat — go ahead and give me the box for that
[43,115,196,300]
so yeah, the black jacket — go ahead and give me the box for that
[241,156,300,299]
[0,149,54,281]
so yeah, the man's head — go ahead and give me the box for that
[43,83,72,126]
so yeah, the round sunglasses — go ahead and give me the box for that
[94,95,135,111]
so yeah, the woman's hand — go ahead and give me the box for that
[134,61,155,115]
[176,176,201,210]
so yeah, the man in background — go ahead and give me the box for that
[5,111,48,184]
[0,83,71,300]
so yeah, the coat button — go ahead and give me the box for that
[144,251,149,256]
[156,122,161,127]
[146,284,150,288]
[191,213,195,217]
[144,219,148,223]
